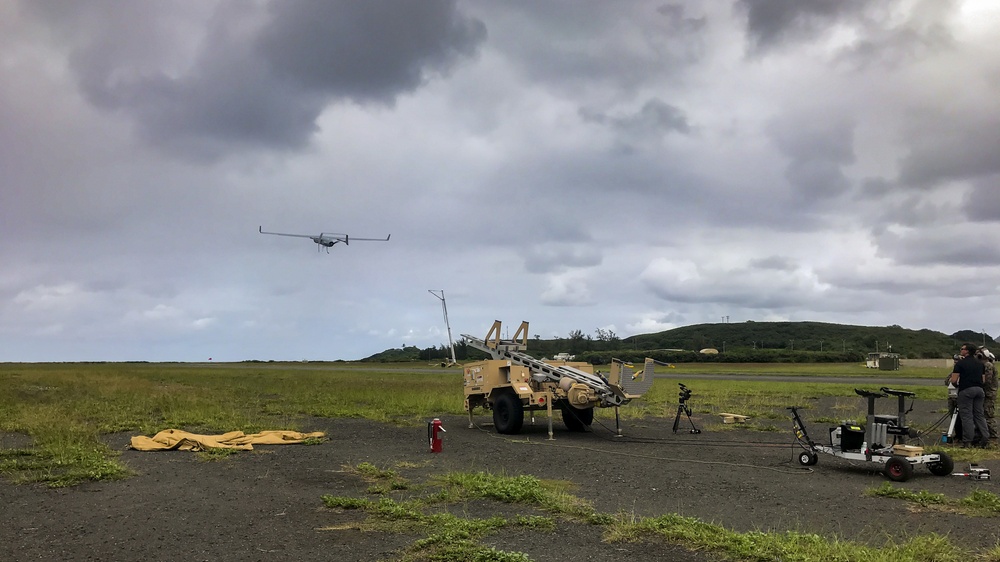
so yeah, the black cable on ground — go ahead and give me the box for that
[471,422,814,475]
[584,414,799,448]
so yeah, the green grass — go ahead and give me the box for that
[429,471,596,519]
[324,466,990,562]
[195,448,241,462]
[605,512,966,562]
[351,461,411,493]
[867,483,1000,517]
[0,362,462,486]
[323,470,548,561]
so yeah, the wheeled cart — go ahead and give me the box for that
[789,388,954,482]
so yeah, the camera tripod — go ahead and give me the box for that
[672,383,701,434]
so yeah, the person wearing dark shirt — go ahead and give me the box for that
[950,343,988,447]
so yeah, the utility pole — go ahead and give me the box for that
[428,290,457,365]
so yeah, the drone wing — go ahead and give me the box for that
[340,233,391,244]
[259,226,319,239]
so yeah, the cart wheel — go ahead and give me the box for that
[798,451,818,466]
[926,452,954,476]
[884,455,914,482]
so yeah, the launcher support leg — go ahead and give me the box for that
[467,408,474,429]
[546,393,554,441]
[615,406,623,437]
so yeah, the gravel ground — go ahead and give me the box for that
[1,394,997,561]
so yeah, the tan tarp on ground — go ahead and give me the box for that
[130,429,325,452]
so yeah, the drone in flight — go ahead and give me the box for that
[259,226,390,253]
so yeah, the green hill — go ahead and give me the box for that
[622,321,995,359]
[363,321,997,364]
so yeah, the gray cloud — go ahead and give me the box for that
[579,98,691,137]
[869,195,955,230]
[639,258,819,310]
[835,15,955,69]
[524,244,603,274]
[767,114,855,202]
[898,116,1000,188]
[748,256,797,271]
[736,0,869,52]
[4,0,1000,360]
[471,1,708,94]
[256,1,486,102]
[26,0,486,159]
[876,229,1000,267]
[965,183,1000,222]
[738,0,961,70]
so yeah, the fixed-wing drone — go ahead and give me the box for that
[259,226,390,253]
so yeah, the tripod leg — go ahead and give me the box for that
[672,405,683,434]
[685,406,701,434]
[947,411,958,442]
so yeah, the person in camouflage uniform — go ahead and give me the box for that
[978,347,998,444]
[946,354,961,413]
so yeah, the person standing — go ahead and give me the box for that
[978,347,997,445]
[951,343,988,447]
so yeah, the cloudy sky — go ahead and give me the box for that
[2,0,999,362]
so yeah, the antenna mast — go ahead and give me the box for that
[428,290,457,365]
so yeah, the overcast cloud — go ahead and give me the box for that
[2,0,999,361]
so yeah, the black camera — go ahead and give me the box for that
[678,383,692,402]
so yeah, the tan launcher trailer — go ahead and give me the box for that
[462,320,655,438]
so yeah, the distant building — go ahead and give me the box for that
[866,352,900,370]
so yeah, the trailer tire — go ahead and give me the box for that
[561,405,594,432]
[884,455,914,482]
[927,453,954,476]
[798,451,818,466]
[492,393,524,435]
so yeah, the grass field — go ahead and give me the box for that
[0,360,958,487]
[3,361,997,562]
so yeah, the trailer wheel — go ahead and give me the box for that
[561,405,594,432]
[927,453,954,476]
[492,393,524,435]
[884,455,914,482]
[798,451,818,466]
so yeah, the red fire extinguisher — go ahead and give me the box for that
[428,418,446,453]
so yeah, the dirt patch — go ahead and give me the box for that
[1,397,996,561]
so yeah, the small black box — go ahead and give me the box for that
[840,424,865,451]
